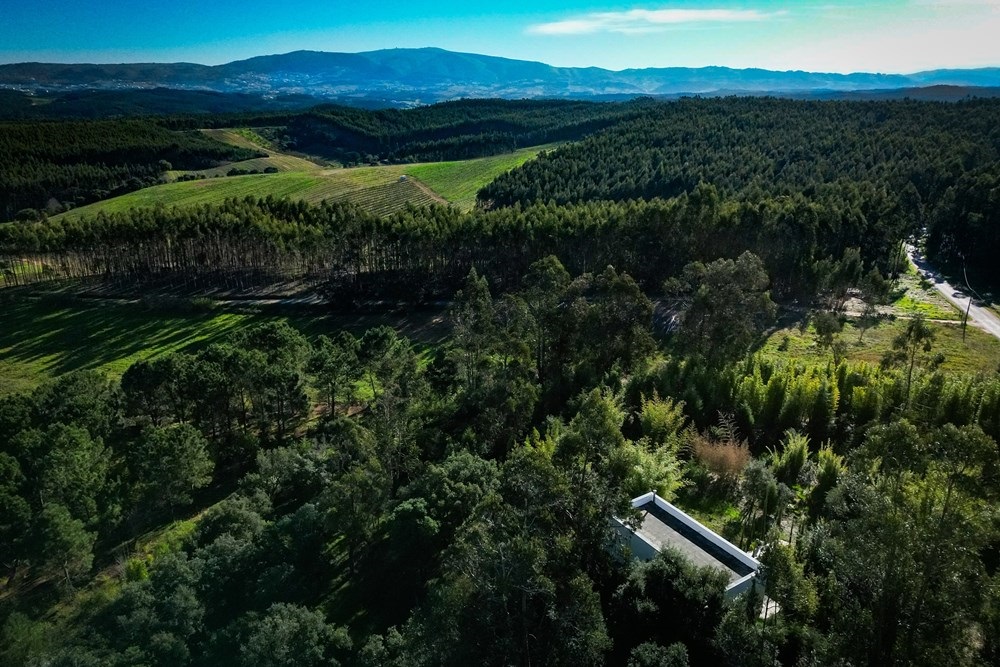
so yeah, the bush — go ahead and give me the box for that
[14,208,41,222]
[769,429,810,486]
[691,435,750,486]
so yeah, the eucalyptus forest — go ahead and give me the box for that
[1,95,1000,667]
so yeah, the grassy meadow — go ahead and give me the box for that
[404,144,558,210]
[761,316,1000,374]
[202,128,276,152]
[165,128,324,177]
[5,289,997,400]
[52,170,442,220]
[166,153,321,178]
[52,134,554,221]
[889,259,963,320]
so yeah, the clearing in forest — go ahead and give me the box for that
[762,316,1000,374]
[51,133,554,220]
[164,128,326,177]
[402,145,557,210]
[51,171,443,219]
[0,295,447,396]
[888,258,963,321]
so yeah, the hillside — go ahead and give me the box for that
[0,88,330,120]
[478,96,1000,290]
[0,119,261,220]
[51,141,553,219]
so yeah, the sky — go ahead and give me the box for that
[0,0,998,73]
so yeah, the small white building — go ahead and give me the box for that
[613,492,761,600]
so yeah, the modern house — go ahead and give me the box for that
[613,491,761,600]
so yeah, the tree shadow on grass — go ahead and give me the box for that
[1,298,451,390]
[0,299,247,381]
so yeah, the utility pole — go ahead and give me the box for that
[960,254,979,342]
[963,290,972,342]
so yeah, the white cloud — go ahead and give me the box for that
[527,8,785,36]
[761,8,1000,73]
[912,0,1000,5]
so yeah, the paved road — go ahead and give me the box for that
[906,244,1000,341]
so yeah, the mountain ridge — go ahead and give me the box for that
[3,48,999,104]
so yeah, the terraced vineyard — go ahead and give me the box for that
[347,179,442,217]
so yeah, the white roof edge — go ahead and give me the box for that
[631,491,656,508]
[633,492,761,571]
[727,571,757,591]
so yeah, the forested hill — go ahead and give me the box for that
[5,97,999,287]
[0,99,645,218]
[0,187,910,303]
[0,120,261,221]
[237,98,651,164]
[0,89,336,120]
[479,97,1000,289]
[7,77,1000,667]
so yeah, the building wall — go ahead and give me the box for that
[630,492,760,573]
[618,492,762,601]
[610,517,660,561]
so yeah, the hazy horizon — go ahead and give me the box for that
[1,1,998,75]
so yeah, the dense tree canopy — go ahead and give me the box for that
[3,95,1000,667]
[0,119,260,218]
[480,97,1000,288]
[1,250,998,665]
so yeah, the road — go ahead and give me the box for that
[906,244,1000,341]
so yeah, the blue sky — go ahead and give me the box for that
[1,1,998,73]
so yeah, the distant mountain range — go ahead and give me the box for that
[3,48,1000,106]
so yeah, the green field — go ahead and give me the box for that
[166,153,322,179]
[0,295,447,396]
[405,144,558,210]
[202,128,275,152]
[51,137,554,220]
[52,170,442,220]
[761,316,1000,374]
[6,291,997,399]
[888,260,963,320]
[165,128,325,178]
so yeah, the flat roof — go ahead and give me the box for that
[633,500,755,584]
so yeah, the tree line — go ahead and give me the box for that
[0,187,903,302]
[156,98,655,165]
[6,96,998,286]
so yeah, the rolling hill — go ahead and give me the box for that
[50,138,553,219]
